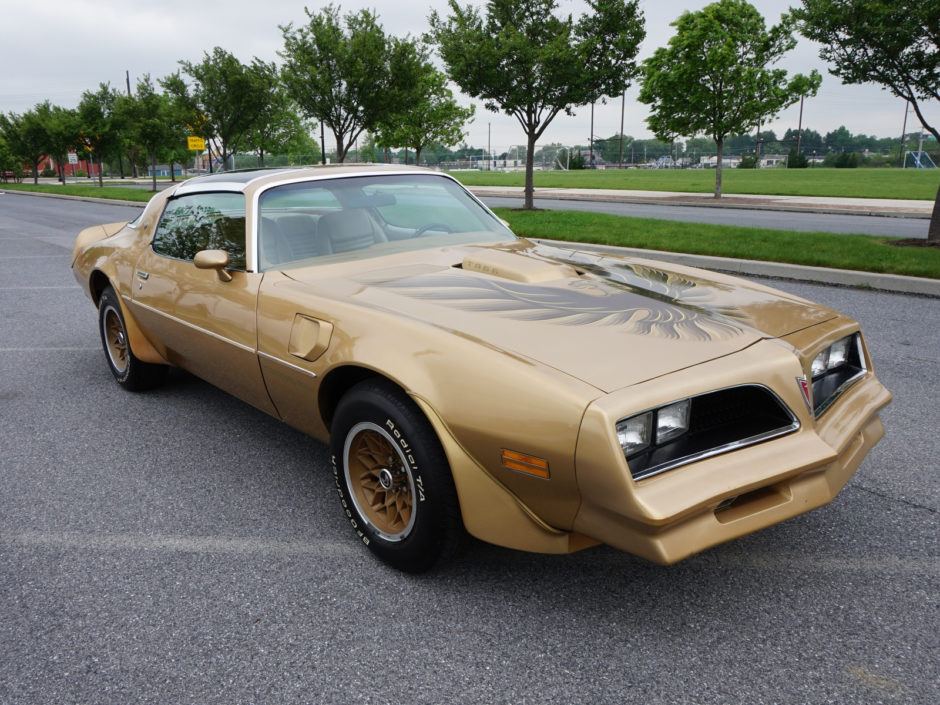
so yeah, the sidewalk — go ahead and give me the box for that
[468,185,935,219]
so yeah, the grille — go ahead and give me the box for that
[627,385,799,481]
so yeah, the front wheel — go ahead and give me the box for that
[98,286,167,391]
[331,379,462,572]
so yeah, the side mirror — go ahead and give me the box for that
[193,249,233,282]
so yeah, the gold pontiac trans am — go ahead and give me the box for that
[72,165,891,572]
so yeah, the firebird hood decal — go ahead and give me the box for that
[372,267,749,342]
[296,243,838,391]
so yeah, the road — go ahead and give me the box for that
[1,195,938,705]
[479,195,930,238]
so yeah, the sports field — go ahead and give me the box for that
[452,167,940,201]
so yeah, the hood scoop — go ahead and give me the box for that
[461,248,579,284]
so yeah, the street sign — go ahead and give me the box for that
[67,153,78,165]
[187,136,206,151]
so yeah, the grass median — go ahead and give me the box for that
[454,168,940,201]
[493,207,940,280]
[1,183,156,202]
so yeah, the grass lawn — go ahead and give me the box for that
[0,182,156,202]
[452,167,940,201]
[494,207,940,280]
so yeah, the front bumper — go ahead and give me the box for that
[572,338,892,564]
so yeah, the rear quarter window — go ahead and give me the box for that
[152,192,247,269]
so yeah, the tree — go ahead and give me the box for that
[120,76,174,191]
[375,41,475,166]
[177,48,273,170]
[793,0,940,242]
[246,80,304,167]
[428,0,645,209]
[36,102,80,184]
[280,5,394,163]
[639,0,820,197]
[77,83,122,187]
[0,109,46,183]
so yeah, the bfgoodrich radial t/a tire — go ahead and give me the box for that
[98,286,168,391]
[331,378,462,572]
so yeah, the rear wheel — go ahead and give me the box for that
[331,379,462,572]
[98,286,167,391]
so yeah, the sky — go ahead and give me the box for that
[2,0,936,155]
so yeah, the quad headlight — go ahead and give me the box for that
[809,334,866,416]
[614,386,799,481]
[616,398,691,458]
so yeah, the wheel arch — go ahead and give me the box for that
[89,269,112,307]
[318,363,594,556]
[92,271,168,366]
[317,364,388,432]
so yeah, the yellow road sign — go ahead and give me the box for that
[187,136,206,151]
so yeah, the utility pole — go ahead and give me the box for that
[125,71,139,179]
[796,94,805,157]
[589,103,594,168]
[899,101,909,168]
[321,123,326,165]
[618,92,625,169]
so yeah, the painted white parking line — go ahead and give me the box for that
[0,530,355,558]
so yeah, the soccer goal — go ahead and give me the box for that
[903,151,937,168]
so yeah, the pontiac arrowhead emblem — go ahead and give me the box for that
[796,376,813,415]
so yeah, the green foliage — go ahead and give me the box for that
[76,83,122,186]
[374,41,475,165]
[427,0,645,207]
[793,0,938,139]
[787,149,809,168]
[794,0,940,241]
[639,0,819,196]
[35,101,80,182]
[119,75,173,190]
[280,5,393,162]
[568,152,587,170]
[833,152,860,168]
[0,109,47,182]
[177,48,274,166]
[738,155,758,169]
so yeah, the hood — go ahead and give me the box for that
[287,241,837,392]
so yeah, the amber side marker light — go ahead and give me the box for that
[501,449,550,479]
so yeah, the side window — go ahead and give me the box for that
[152,192,246,270]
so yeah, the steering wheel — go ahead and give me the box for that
[414,222,455,237]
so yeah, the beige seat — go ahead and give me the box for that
[259,217,292,268]
[316,209,387,255]
[277,214,320,259]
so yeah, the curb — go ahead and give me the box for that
[534,239,940,298]
[469,187,932,219]
[1,188,144,208]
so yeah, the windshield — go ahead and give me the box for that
[257,174,514,269]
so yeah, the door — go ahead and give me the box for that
[128,190,277,416]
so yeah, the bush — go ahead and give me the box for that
[834,152,859,168]
[787,149,809,168]
[738,155,757,169]
[568,152,586,170]
[74,169,86,177]
[41,167,56,178]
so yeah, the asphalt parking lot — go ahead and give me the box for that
[1,193,938,704]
